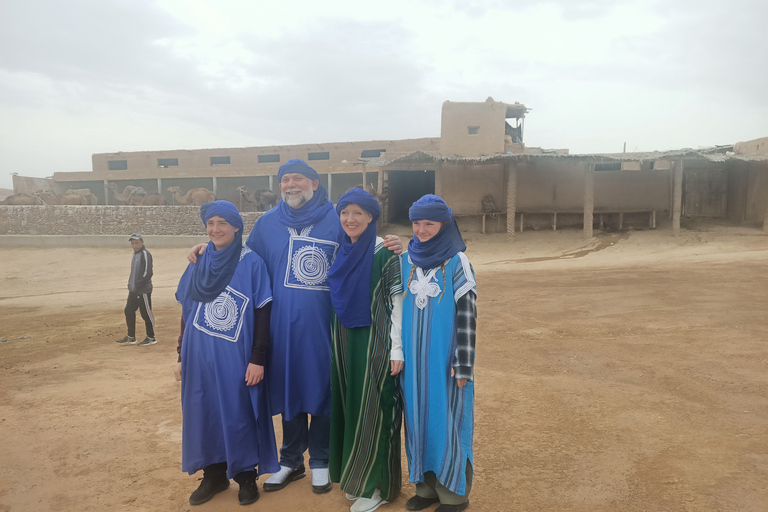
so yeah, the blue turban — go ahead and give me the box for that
[407,194,466,270]
[189,200,244,303]
[327,189,381,328]
[277,158,321,182]
[275,159,333,229]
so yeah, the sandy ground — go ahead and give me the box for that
[1,223,767,512]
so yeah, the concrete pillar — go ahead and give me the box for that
[103,180,110,205]
[212,177,218,196]
[506,162,517,241]
[583,163,594,239]
[763,201,768,232]
[328,174,333,202]
[361,166,367,189]
[269,175,274,192]
[672,160,683,235]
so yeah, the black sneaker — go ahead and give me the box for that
[116,336,136,344]
[237,479,259,506]
[189,477,230,506]
[138,337,157,346]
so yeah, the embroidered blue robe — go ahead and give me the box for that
[246,207,342,419]
[401,252,476,496]
[176,247,279,479]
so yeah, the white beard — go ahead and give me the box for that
[282,188,313,208]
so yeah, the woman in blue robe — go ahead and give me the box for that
[174,200,280,506]
[400,195,477,512]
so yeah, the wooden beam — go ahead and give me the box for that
[672,159,684,235]
[506,162,518,241]
[583,163,594,239]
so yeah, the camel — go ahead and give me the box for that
[167,186,215,206]
[107,184,144,205]
[237,186,278,211]
[32,190,88,205]
[0,193,44,205]
[140,194,166,205]
[65,188,99,205]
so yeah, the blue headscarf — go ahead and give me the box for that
[189,200,244,303]
[275,158,334,229]
[407,194,466,270]
[327,189,381,328]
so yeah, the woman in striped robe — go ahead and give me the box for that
[327,189,404,512]
[400,195,477,512]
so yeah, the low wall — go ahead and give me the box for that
[0,205,263,236]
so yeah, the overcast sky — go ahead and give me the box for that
[1,0,766,189]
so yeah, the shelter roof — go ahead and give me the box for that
[362,147,768,167]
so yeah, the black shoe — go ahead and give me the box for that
[435,502,469,512]
[237,479,259,506]
[262,465,306,492]
[406,495,441,511]
[189,476,230,506]
[137,336,157,346]
[116,335,136,344]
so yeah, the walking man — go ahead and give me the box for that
[117,234,157,346]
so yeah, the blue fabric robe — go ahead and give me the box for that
[246,207,342,419]
[401,252,476,496]
[176,247,280,479]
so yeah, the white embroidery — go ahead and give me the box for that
[409,267,441,310]
[292,245,331,286]
[203,291,239,332]
[193,286,250,342]
[239,246,251,261]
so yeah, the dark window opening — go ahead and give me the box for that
[108,160,127,170]
[308,151,330,161]
[361,149,385,158]
[158,158,178,167]
[468,126,479,135]
[258,154,280,163]
[210,156,230,165]
[595,163,622,171]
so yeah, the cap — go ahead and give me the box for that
[128,234,143,241]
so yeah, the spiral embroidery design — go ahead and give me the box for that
[292,246,330,286]
[204,292,239,332]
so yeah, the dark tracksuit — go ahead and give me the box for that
[126,247,155,338]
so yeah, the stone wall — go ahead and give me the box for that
[0,206,263,236]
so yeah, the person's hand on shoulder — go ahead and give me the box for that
[187,243,206,264]
[383,235,403,255]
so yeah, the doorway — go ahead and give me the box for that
[387,170,435,224]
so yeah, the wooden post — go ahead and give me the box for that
[506,162,518,241]
[212,176,218,196]
[157,178,162,195]
[376,166,384,194]
[328,173,333,203]
[763,201,768,232]
[269,175,274,192]
[434,161,443,197]
[672,160,683,235]
[583,163,594,239]
[104,180,110,205]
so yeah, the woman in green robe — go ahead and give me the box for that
[327,188,404,512]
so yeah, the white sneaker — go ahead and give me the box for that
[263,464,305,492]
[350,489,387,512]
[311,467,332,494]
[346,493,358,500]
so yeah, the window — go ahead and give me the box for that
[468,126,479,135]
[308,151,330,161]
[108,160,127,170]
[258,154,280,163]
[158,158,178,167]
[361,149,385,158]
[210,156,230,165]
[594,163,622,171]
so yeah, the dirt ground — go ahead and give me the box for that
[1,224,767,512]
